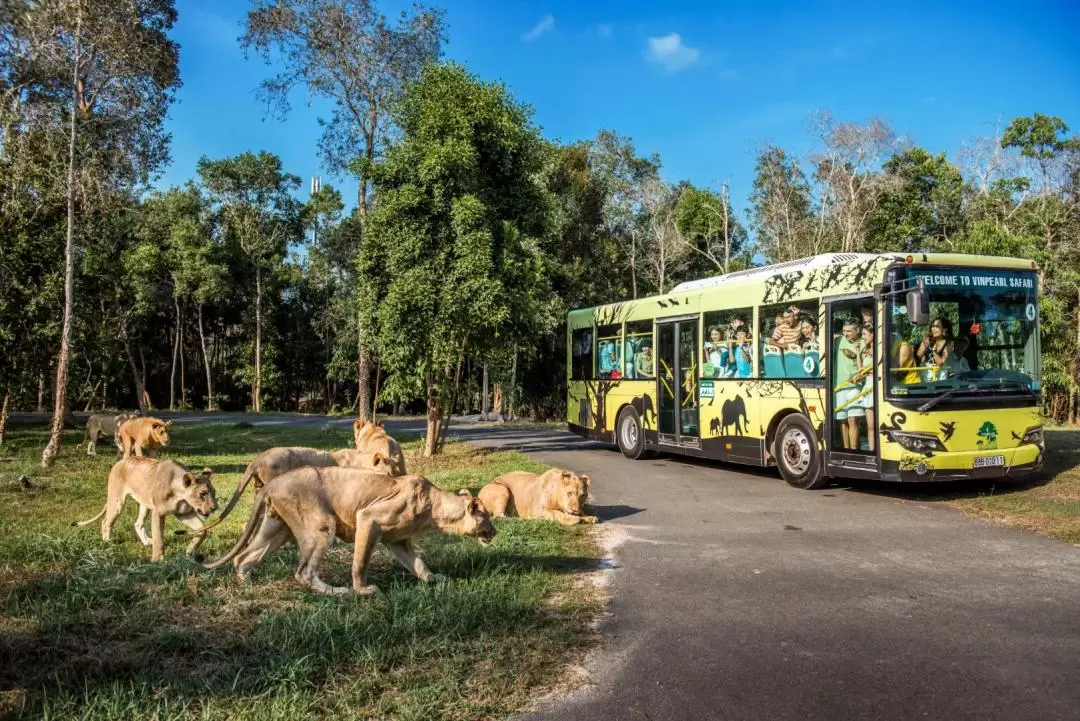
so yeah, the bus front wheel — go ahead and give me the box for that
[616,407,646,460]
[774,415,827,490]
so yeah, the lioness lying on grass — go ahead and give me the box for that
[478,469,598,526]
[74,457,217,561]
[204,467,496,596]
[353,419,407,475]
[192,446,394,535]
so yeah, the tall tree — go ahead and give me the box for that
[867,147,966,252]
[0,0,180,466]
[360,63,548,455]
[675,182,748,275]
[748,146,815,262]
[198,152,301,413]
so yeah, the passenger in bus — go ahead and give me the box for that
[945,336,971,376]
[856,323,875,452]
[705,327,728,378]
[860,305,874,328]
[798,315,819,349]
[731,327,753,378]
[598,341,620,378]
[834,319,863,450]
[635,341,655,377]
[891,334,921,385]
[768,306,803,349]
[917,317,954,381]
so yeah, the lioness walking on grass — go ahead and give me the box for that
[74,457,218,561]
[204,467,496,596]
[353,419,407,475]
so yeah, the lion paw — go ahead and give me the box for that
[581,515,600,524]
[354,584,379,597]
[425,573,447,585]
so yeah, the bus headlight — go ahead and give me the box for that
[886,431,947,453]
[1020,426,1043,445]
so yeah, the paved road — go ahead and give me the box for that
[16,413,1080,719]
[448,425,1080,721]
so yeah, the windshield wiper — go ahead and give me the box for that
[977,378,1039,400]
[917,384,979,412]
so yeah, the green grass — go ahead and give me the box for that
[948,428,1080,545]
[0,423,604,720]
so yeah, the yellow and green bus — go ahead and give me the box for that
[567,252,1045,489]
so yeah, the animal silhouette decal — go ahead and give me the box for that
[709,417,721,436]
[631,393,657,428]
[721,396,749,436]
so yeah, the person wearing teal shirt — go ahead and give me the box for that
[834,319,863,450]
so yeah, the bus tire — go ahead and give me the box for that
[616,407,646,460]
[774,414,827,490]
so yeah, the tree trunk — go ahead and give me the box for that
[436,353,465,453]
[0,391,9,446]
[36,372,44,412]
[41,22,82,468]
[197,305,214,410]
[356,310,372,421]
[179,308,186,409]
[122,332,149,414]
[139,346,150,409]
[170,296,179,410]
[253,263,262,413]
[424,372,440,458]
[481,363,489,421]
[508,343,518,421]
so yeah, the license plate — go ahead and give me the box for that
[973,455,1005,469]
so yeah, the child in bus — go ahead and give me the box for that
[731,327,753,378]
[856,323,875,452]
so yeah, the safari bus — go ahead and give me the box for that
[566,253,1045,489]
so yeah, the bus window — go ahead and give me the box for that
[596,324,622,379]
[625,320,654,379]
[702,309,754,378]
[760,301,820,378]
[571,328,593,380]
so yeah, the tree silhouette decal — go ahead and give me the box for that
[976,421,998,450]
[568,302,632,433]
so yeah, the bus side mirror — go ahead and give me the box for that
[907,281,929,325]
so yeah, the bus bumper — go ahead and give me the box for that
[879,445,1045,483]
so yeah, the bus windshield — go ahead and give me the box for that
[887,268,1040,398]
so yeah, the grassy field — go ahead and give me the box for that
[947,427,1080,545]
[0,423,604,720]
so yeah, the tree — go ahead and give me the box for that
[0,0,180,466]
[748,146,815,262]
[638,176,687,294]
[675,182,748,275]
[867,147,966,252]
[198,152,301,412]
[361,63,548,456]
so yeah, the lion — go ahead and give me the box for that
[204,467,496,596]
[478,468,598,526]
[353,419,406,475]
[118,416,172,457]
[74,457,217,561]
[191,446,395,535]
[82,410,140,456]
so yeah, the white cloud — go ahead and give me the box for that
[522,14,555,42]
[646,32,700,72]
[597,23,613,39]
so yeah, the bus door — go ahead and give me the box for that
[825,296,880,477]
[656,316,701,449]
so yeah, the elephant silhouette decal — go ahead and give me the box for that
[721,396,749,436]
[709,417,721,436]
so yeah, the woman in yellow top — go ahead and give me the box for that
[891,336,921,385]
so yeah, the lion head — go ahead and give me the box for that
[179,466,217,517]
[554,470,591,516]
[456,489,496,546]
[150,420,172,446]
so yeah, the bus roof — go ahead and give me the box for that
[571,252,1037,319]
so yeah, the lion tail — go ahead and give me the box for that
[175,462,259,536]
[72,505,107,527]
[202,486,269,570]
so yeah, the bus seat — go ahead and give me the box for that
[803,348,821,376]
[763,344,784,378]
[783,346,806,377]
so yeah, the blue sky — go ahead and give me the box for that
[164,0,1080,213]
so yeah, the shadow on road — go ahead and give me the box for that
[591,504,646,522]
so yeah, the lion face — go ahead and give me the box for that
[151,421,170,446]
[557,471,591,515]
[457,490,496,546]
[181,468,217,517]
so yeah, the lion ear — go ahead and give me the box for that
[183,474,194,487]
[164,420,174,427]
[560,470,572,480]
[200,467,214,481]
[469,497,484,514]
[457,488,473,499]
[373,452,385,465]
[581,474,591,486]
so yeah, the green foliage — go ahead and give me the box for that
[867,147,966,252]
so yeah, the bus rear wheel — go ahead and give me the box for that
[775,414,827,490]
[616,407,646,460]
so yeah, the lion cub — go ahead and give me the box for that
[75,457,217,561]
[478,468,598,526]
[353,419,407,475]
[205,467,496,596]
[117,416,172,457]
